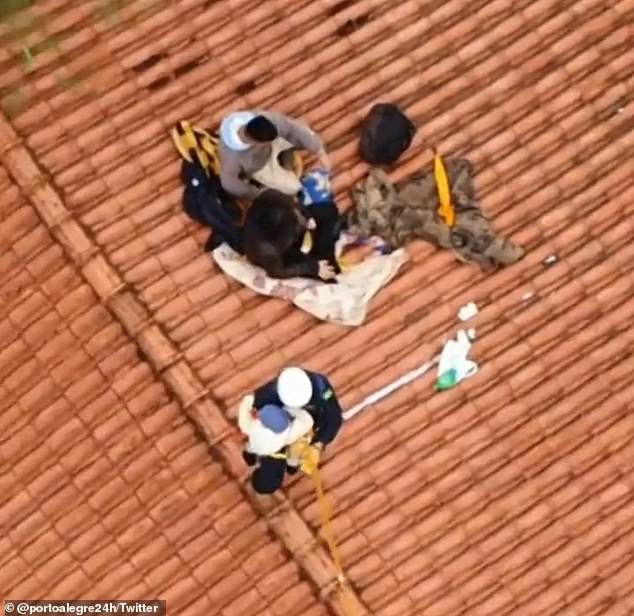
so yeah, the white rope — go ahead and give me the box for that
[342,355,440,421]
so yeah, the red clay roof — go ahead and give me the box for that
[2,0,634,614]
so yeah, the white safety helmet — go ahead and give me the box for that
[277,367,312,408]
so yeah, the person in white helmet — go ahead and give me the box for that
[238,367,344,493]
[255,367,343,448]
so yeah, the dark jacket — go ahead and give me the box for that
[180,160,244,254]
[243,190,341,280]
[253,370,343,446]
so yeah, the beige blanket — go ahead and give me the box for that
[212,233,406,326]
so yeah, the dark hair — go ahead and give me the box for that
[245,116,278,143]
[248,191,299,243]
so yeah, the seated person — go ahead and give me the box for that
[218,111,329,199]
[243,189,341,281]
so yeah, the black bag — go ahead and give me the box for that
[180,160,244,254]
[359,103,416,166]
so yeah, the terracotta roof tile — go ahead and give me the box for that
[2,0,634,612]
[0,186,315,611]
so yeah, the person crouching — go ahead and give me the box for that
[243,190,340,282]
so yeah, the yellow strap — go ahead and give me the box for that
[312,467,358,615]
[300,230,314,254]
[298,443,320,475]
[312,468,344,574]
[434,150,455,227]
[268,452,287,460]
[170,121,221,176]
[170,122,194,163]
[265,437,356,613]
[193,126,221,175]
[266,434,313,463]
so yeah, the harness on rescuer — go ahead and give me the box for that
[267,433,321,475]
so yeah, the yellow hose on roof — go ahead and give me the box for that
[434,149,455,227]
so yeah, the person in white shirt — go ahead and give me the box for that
[218,110,330,200]
[239,399,314,494]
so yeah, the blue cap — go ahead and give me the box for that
[258,405,291,433]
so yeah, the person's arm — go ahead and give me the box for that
[238,394,256,435]
[220,149,260,200]
[310,374,343,446]
[446,159,475,208]
[264,111,323,154]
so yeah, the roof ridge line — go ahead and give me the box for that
[0,111,369,616]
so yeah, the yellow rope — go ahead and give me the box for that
[267,437,357,614]
[312,467,344,574]
[312,466,358,615]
